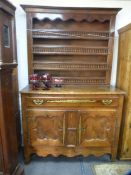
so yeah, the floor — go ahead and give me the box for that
[23,154,112,175]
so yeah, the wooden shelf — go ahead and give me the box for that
[24,6,118,86]
[32,30,110,40]
[33,62,110,71]
[52,76,105,85]
[33,45,109,55]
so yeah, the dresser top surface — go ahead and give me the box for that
[21,85,125,95]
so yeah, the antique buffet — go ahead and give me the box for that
[20,6,125,163]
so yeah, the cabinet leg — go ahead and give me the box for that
[24,150,31,164]
[24,154,31,164]
[111,154,116,161]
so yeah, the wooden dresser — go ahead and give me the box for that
[117,23,131,160]
[0,0,24,174]
[20,6,125,162]
[21,86,124,162]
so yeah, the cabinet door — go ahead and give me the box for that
[79,109,117,147]
[27,110,65,147]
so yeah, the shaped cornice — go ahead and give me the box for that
[21,5,121,22]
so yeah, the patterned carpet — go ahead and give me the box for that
[20,154,131,175]
[93,163,131,175]
[23,155,111,175]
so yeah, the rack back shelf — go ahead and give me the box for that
[21,6,120,86]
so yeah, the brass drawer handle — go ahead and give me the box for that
[33,99,44,105]
[32,99,112,105]
[46,99,96,103]
[102,99,113,105]
[32,99,96,104]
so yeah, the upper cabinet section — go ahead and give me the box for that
[21,6,121,86]
[0,0,16,65]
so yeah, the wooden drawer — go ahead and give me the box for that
[26,96,119,108]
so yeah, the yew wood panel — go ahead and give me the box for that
[117,23,131,160]
[80,109,116,147]
[27,110,65,147]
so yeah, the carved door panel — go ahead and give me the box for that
[79,110,117,147]
[65,111,79,148]
[27,110,65,147]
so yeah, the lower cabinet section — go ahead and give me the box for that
[21,87,124,163]
[27,109,116,149]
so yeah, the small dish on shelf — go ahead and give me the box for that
[53,78,63,87]
[29,74,39,90]
[41,73,52,90]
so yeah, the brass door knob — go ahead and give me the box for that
[33,99,44,105]
[102,99,112,105]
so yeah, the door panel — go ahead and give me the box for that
[27,110,65,147]
[79,109,117,147]
[65,111,79,147]
[27,108,117,150]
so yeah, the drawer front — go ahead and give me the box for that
[26,96,119,107]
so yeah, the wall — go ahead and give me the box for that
[9,0,131,90]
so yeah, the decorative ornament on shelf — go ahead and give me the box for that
[41,73,52,90]
[29,74,39,90]
[29,73,64,90]
[53,78,63,87]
